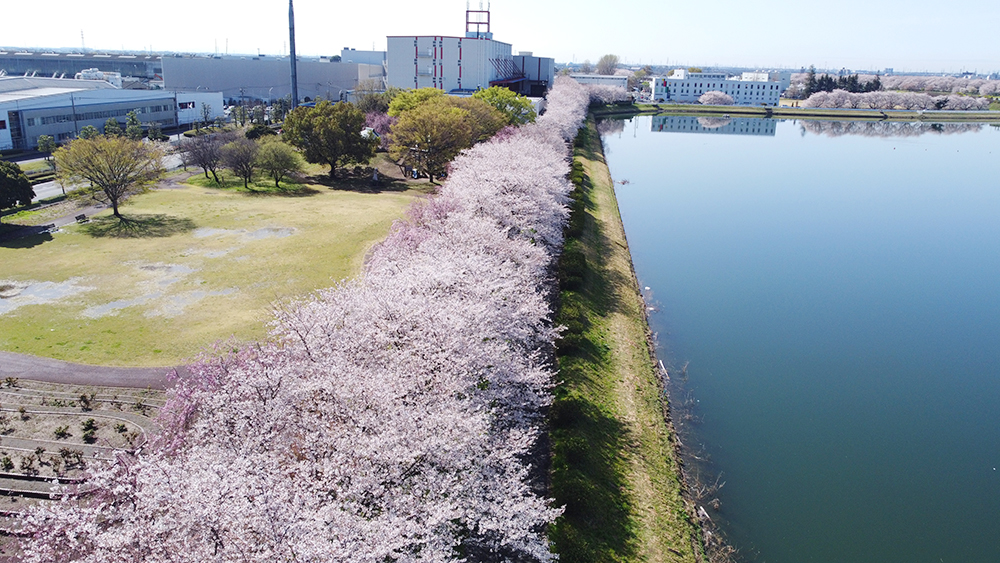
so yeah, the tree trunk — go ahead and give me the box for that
[112,200,122,219]
[211,169,220,184]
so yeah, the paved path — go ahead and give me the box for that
[0,351,184,390]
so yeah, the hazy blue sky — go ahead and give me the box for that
[4,0,998,73]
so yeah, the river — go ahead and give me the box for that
[600,115,1000,562]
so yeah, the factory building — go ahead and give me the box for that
[385,5,553,96]
[651,69,791,106]
[162,56,383,104]
[0,76,222,151]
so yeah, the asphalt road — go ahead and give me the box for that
[0,351,184,390]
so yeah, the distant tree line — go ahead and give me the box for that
[804,66,882,97]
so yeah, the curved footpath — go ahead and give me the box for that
[0,351,181,390]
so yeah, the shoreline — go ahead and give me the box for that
[592,103,1000,122]
[549,117,707,562]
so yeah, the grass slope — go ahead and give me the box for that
[0,181,428,366]
[550,119,703,563]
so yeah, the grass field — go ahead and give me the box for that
[0,173,430,366]
[550,120,704,563]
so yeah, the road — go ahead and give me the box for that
[0,351,183,390]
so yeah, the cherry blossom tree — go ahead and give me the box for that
[20,75,594,563]
[698,91,734,105]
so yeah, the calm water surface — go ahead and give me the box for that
[601,116,1000,562]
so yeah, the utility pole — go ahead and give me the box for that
[289,0,299,108]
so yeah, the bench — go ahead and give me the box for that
[75,214,89,224]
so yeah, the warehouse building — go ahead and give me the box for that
[0,76,222,151]
[162,55,383,103]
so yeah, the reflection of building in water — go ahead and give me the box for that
[650,115,776,136]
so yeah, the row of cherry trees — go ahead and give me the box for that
[791,73,1000,96]
[802,89,991,111]
[21,77,592,563]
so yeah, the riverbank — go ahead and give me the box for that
[592,102,1000,122]
[550,117,705,563]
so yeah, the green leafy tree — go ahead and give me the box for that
[389,100,474,182]
[804,65,818,97]
[448,97,506,142]
[37,135,57,162]
[125,111,144,141]
[472,87,537,125]
[0,161,35,222]
[104,117,122,137]
[79,125,101,140]
[55,136,164,220]
[282,100,376,179]
[148,122,165,142]
[387,88,446,117]
[255,138,304,188]
[596,54,620,76]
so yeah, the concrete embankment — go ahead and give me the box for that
[549,117,706,563]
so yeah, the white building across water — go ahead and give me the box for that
[651,69,791,106]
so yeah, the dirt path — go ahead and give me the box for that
[0,351,182,390]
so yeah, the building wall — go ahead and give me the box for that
[0,109,11,150]
[512,54,554,96]
[162,56,382,102]
[650,70,786,106]
[569,74,629,88]
[386,36,513,93]
[340,49,386,66]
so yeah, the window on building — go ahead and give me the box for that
[0,120,5,130]
[25,118,34,126]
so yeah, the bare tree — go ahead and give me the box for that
[181,132,235,184]
[596,54,620,76]
[221,137,259,189]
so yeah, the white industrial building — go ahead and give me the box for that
[0,76,222,151]
[385,5,554,96]
[569,74,629,89]
[651,69,791,106]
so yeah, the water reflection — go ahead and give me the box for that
[650,115,777,136]
[798,120,983,138]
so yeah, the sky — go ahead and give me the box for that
[3,0,999,74]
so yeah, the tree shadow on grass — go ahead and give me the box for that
[81,214,197,238]
[305,172,423,194]
[0,226,54,248]
[242,184,322,198]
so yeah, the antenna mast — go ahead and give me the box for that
[289,0,300,108]
[465,1,492,39]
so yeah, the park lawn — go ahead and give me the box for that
[0,181,429,367]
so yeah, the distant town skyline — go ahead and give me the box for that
[3,0,999,74]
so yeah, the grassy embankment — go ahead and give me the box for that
[550,118,703,563]
[592,102,1000,122]
[0,161,430,366]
